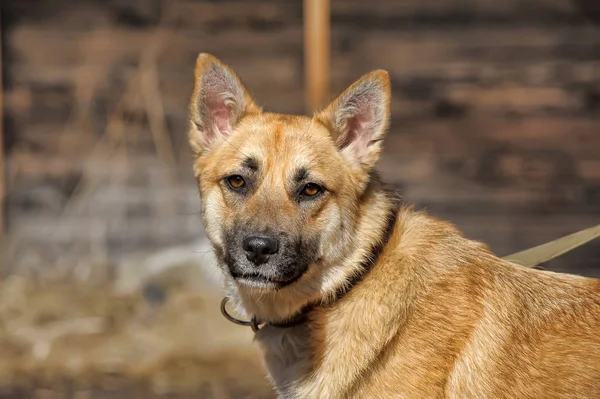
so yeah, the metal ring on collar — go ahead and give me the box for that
[220,297,262,332]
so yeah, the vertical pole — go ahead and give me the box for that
[304,0,330,113]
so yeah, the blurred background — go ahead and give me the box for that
[0,0,599,397]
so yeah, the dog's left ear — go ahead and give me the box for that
[189,53,259,155]
[317,70,391,170]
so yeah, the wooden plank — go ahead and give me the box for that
[332,0,577,21]
[304,0,330,113]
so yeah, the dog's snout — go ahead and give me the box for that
[243,236,279,265]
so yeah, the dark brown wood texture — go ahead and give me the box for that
[2,0,599,275]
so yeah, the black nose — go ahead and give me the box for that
[243,236,279,265]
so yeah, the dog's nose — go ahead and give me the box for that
[243,236,279,265]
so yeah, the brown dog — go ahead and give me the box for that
[188,53,600,398]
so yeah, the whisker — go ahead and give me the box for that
[222,134,252,159]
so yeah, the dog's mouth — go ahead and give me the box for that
[230,269,305,290]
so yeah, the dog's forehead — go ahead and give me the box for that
[231,113,335,167]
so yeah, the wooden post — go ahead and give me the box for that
[304,0,330,113]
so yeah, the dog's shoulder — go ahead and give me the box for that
[353,206,600,398]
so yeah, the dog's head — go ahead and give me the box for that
[189,54,391,310]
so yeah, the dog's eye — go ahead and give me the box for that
[301,183,322,197]
[226,175,246,189]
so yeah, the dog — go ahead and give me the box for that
[188,53,600,398]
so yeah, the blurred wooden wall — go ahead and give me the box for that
[2,0,600,275]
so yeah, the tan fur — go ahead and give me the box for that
[188,53,600,398]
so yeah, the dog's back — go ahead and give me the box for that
[307,208,600,398]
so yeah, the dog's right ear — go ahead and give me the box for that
[189,53,259,155]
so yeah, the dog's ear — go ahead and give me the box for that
[317,70,391,170]
[189,53,259,154]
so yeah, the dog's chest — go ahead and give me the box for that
[255,324,311,394]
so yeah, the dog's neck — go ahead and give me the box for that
[223,175,399,326]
